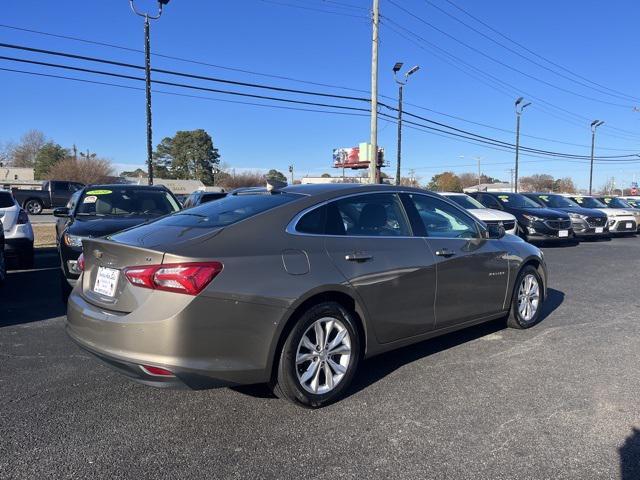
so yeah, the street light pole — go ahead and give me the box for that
[392,63,420,186]
[129,0,170,186]
[514,97,531,193]
[589,120,605,195]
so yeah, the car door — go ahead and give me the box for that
[51,181,71,207]
[403,193,510,330]
[322,192,437,344]
[56,190,82,240]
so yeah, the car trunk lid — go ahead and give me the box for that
[81,238,166,313]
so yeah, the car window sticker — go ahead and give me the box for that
[83,195,98,204]
[85,189,112,195]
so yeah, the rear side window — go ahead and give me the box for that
[153,192,301,228]
[0,192,14,208]
[296,205,326,234]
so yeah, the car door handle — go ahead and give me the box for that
[435,248,456,258]
[345,253,373,262]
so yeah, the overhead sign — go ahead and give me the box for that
[333,144,384,169]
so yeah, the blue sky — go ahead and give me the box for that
[2,0,640,189]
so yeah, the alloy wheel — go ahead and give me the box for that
[295,317,352,395]
[517,273,540,322]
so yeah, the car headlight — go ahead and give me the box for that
[568,213,587,220]
[63,232,85,247]
[522,214,543,223]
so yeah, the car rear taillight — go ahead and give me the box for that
[17,209,28,224]
[124,262,222,295]
[77,253,85,271]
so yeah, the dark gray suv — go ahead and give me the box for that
[66,184,547,407]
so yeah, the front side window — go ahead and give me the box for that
[409,194,479,239]
[326,193,410,237]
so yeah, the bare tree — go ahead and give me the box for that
[519,174,554,192]
[10,130,47,167]
[217,171,266,189]
[47,156,114,184]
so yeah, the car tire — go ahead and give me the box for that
[507,265,544,329]
[60,270,72,303]
[273,301,361,408]
[24,199,43,215]
[18,246,34,270]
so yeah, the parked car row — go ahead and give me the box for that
[465,191,639,242]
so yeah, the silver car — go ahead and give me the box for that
[66,184,547,407]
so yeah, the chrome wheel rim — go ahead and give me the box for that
[518,273,540,322]
[296,317,351,395]
[26,202,40,214]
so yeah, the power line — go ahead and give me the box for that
[1,51,637,161]
[423,0,640,103]
[0,23,372,95]
[0,66,370,118]
[380,17,640,142]
[0,43,370,103]
[255,0,368,19]
[386,0,634,109]
[441,0,640,103]
[0,55,372,113]
[5,22,639,143]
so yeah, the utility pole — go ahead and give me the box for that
[288,164,294,184]
[476,156,483,189]
[392,62,420,186]
[589,120,605,195]
[508,168,515,192]
[129,0,170,186]
[369,0,380,184]
[514,97,531,193]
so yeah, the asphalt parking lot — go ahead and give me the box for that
[1,239,640,480]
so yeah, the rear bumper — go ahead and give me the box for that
[65,288,288,389]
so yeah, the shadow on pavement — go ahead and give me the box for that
[620,427,640,480]
[344,287,565,399]
[0,248,65,327]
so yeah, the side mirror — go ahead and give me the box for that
[53,207,70,218]
[486,223,506,239]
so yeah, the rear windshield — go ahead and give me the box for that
[201,193,227,203]
[0,192,14,208]
[76,187,180,217]
[150,192,300,228]
[533,194,577,208]
[570,197,606,208]
[446,194,485,210]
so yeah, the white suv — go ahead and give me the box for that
[0,190,34,268]
[440,192,518,235]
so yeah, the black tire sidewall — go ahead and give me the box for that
[277,302,360,408]
[510,266,544,328]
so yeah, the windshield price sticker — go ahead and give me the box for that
[86,189,112,195]
[83,195,98,204]
[539,195,549,201]
[498,195,509,202]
